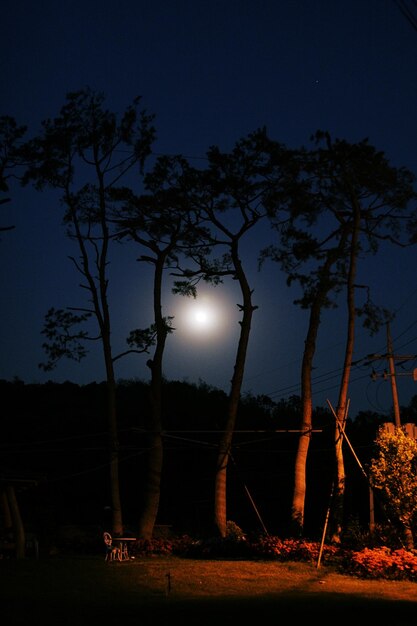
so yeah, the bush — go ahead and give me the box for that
[127,528,417,582]
[248,535,339,564]
[343,546,417,581]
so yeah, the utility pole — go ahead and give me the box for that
[367,321,417,428]
[386,322,401,428]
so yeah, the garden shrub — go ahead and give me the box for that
[343,546,417,581]
[127,528,417,582]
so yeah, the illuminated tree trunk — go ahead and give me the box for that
[329,203,360,544]
[268,132,416,539]
[291,234,349,536]
[291,306,318,535]
[403,525,414,550]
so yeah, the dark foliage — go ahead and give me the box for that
[1,378,416,546]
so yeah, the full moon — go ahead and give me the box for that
[184,298,220,334]
[172,290,234,342]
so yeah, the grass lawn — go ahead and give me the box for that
[2,555,417,625]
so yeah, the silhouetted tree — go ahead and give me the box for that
[314,133,415,543]
[0,115,26,232]
[174,128,300,537]
[21,88,156,535]
[263,131,416,538]
[111,155,206,538]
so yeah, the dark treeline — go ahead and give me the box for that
[3,378,417,546]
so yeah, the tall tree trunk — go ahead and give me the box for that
[214,244,256,537]
[103,342,123,536]
[100,208,123,536]
[402,523,415,550]
[138,256,167,539]
[330,205,360,544]
[1,489,12,529]
[137,421,163,539]
[291,301,320,536]
[291,235,349,536]
[6,485,25,559]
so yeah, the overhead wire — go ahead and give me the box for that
[393,0,417,33]
[251,278,417,407]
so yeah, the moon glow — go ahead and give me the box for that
[174,291,235,342]
[185,299,220,334]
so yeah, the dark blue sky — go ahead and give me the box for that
[2,0,417,417]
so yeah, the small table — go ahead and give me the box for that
[113,537,136,560]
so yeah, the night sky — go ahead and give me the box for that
[2,0,417,417]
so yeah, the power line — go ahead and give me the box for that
[394,0,417,33]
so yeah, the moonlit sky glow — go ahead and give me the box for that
[2,1,417,416]
[177,293,230,340]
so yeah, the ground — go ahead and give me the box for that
[2,555,417,625]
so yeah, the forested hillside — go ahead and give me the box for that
[3,378,416,546]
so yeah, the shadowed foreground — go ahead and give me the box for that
[2,556,417,625]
